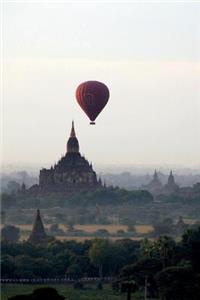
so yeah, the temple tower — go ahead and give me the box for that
[28,209,47,244]
[67,121,79,153]
[168,170,175,186]
[143,170,163,196]
[149,170,162,188]
[164,170,179,194]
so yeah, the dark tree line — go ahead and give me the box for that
[1,187,153,209]
[1,227,200,300]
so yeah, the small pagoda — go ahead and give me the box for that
[28,209,48,244]
[164,170,179,195]
[143,170,163,196]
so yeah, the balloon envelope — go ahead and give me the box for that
[76,81,109,124]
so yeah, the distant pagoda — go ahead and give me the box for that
[164,170,179,194]
[28,209,48,244]
[143,170,163,196]
[143,169,180,197]
[38,121,102,193]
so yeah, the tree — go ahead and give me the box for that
[1,225,20,243]
[120,280,138,300]
[1,193,16,208]
[69,255,93,276]
[7,181,21,193]
[47,240,65,255]
[156,266,199,300]
[66,264,83,279]
[141,236,176,268]
[14,255,35,278]
[120,258,162,298]
[51,250,71,277]
[116,239,140,266]
[181,227,200,273]
[155,236,176,268]
[89,239,113,278]
[1,255,15,278]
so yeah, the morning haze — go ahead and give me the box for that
[2,3,200,299]
[3,2,200,167]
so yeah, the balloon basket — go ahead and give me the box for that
[90,122,95,125]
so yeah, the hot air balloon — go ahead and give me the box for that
[76,81,109,124]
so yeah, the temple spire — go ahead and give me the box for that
[67,121,79,153]
[153,169,158,180]
[28,209,47,244]
[168,170,175,185]
[70,121,76,137]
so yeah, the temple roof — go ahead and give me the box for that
[54,152,93,173]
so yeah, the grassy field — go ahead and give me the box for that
[1,284,122,300]
[14,223,152,233]
[18,223,153,242]
[56,236,144,242]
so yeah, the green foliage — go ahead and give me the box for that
[120,258,162,298]
[1,255,15,278]
[156,266,199,300]
[1,239,97,279]
[2,186,153,209]
[1,227,200,300]
[1,225,20,243]
[73,281,84,289]
[6,181,21,194]
[89,238,131,277]
[141,236,176,268]
[121,258,162,283]
[120,280,138,293]
[66,264,83,279]
[181,227,200,272]
[120,280,138,300]
[96,281,103,290]
[89,239,112,277]
[1,193,16,208]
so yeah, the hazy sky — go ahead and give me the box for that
[2,1,200,168]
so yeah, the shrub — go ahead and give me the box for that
[73,281,84,289]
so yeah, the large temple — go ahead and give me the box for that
[38,122,102,193]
